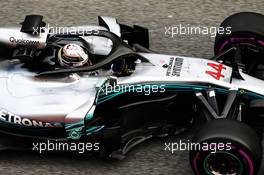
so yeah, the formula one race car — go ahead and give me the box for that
[1,12,264,175]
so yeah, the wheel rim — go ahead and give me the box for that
[203,151,243,175]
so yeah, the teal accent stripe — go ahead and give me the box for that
[245,91,264,99]
[97,83,210,104]
[86,125,105,135]
[85,105,96,121]
[97,83,264,104]
[65,120,84,130]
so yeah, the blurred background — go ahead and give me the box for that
[0,0,264,174]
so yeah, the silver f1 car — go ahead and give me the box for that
[1,12,264,175]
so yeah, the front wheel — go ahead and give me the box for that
[189,119,262,175]
[214,12,264,79]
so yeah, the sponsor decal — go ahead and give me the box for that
[166,57,183,76]
[9,37,40,45]
[0,109,62,128]
[205,63,226,80]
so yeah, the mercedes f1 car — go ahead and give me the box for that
[0,12,264,175]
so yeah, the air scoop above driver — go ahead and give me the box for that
[20,15,46,35]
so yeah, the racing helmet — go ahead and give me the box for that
[57,43,89,68]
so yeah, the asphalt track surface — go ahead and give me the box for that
[0,0,264,174]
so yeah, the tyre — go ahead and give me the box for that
[189,119,262,175]
[214,12,264,77]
